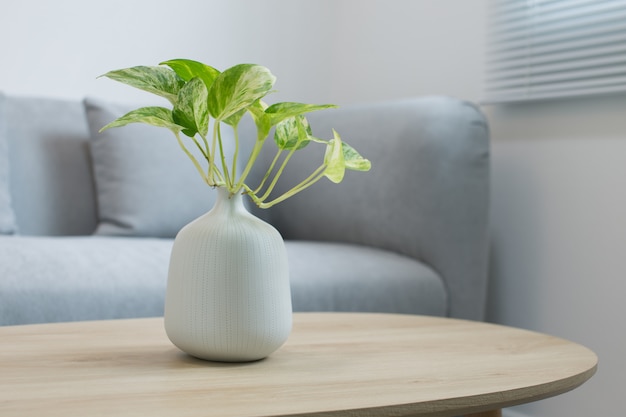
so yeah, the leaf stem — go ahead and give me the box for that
[253,148,282,195]
[216,123,232,189]
[190,136,208,160]
[233,130,266,193]
[198,131,226,186]
[259,145,298,201]
[174,131,211,186]
[210,121,218,182]
[257,164,327,208]
[231,125,239,188]
[198,131,211,160]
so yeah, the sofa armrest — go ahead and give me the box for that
[248,96,490,320]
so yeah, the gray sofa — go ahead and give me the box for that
[0,93,490,326]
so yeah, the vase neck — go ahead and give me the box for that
[211,187,247,216]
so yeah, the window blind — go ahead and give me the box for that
[484,0,626,103]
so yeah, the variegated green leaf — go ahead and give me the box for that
[265,102,337,126]
[323,131,346,183]
[160,59,220,90]
[223,108,246,127]
[173,77,209,137]
[274,115,312,150]
[342,140,371,171]
[99,107,182,133]
[99,59,371,203]
[247,100,272,140]
[100,66,184,105]
[208,64,276,121]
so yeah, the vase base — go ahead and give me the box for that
[183,351,270,363]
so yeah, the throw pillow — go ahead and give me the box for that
[0,93,18,235]
[84,97,224,238]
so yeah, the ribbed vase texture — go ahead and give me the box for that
[164,188,292,362]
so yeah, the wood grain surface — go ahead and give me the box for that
[0,313,597,417]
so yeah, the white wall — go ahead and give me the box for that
[326,0,485,104]
[485,95,626,417]
[0,0,483,105]
[1,1,622,416]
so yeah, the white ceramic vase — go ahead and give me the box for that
[164,187,292,362]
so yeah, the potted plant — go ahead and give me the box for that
[100,59,371,362]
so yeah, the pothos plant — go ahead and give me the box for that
[100,59,371,208]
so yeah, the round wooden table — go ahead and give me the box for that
[0,313,597,417]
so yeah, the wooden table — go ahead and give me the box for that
[0,313,597,417]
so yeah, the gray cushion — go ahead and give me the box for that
[0,93,18,234]
[0,236,172,326]
[0,237,445,325]
[84,98,221,238]
[288,241,447,315]
[4,95,97,236]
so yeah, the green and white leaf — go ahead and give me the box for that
[274,115,312,150]
[99,107,182,133]
[265,102,337,126]
[99,66,184,105]
[247,100,272,141]
[342,140,371,171]
[160,59,220,90]
[323,130,346,184]
[208,64,276,122]
[223,108,247,128]
[172,77,209,137]
[99,59,372,204]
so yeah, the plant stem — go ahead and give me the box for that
[257,164,327,208]
[231,125,239,188]
[259,144,298,201]
[196,132,212,183]
[216,123,232,189]
[198,131,211,160]
[197,131,226,186]
[253,149,282,195]
[210,122,218,184]
[233,131,266,193]
[174,131,211,186]
[190,136,208,160]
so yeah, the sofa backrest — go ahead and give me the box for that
[246,96,491,320]
[4,95,98,236]
[1,94,230,238]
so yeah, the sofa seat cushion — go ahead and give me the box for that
[0,237,446,326]
[287,241,447,316]
[0,236,173,326]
